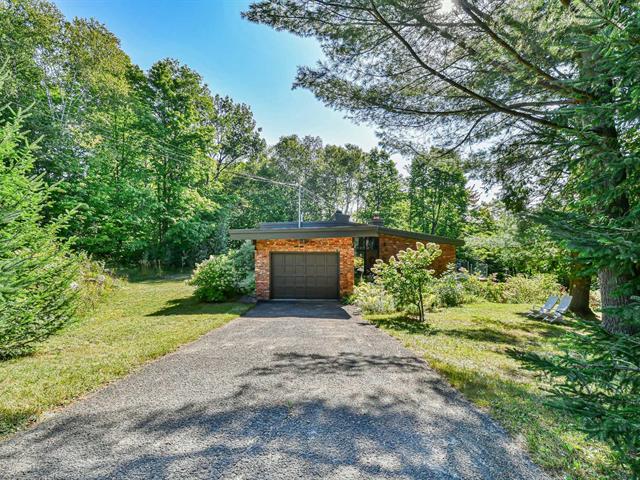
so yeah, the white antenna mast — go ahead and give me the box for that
[297,183,302,228]
[229,171,332,225]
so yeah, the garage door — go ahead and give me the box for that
[271,252,339,299]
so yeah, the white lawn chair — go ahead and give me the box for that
[544,295,573,323]
[528,295,559,318]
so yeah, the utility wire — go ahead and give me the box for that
[75,122,337,211]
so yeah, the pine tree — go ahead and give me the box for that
[0,96,80,358]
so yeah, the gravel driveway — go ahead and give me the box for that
[0,302,548,479]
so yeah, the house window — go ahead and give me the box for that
[355,237,379,274]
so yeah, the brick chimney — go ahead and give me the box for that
[370,213,384,226]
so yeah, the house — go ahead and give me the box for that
[229,211,464,300]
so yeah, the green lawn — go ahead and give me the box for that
[0,276,250,438]
[367,303,625,480]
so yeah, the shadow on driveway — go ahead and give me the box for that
[242,301,352,320]
[244,352,429,376]
[0,381,545,480]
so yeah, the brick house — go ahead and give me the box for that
[229,211,463,300]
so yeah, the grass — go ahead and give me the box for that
[0,275,251,438]
[367,303,626,480]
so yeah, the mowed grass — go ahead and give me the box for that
[0,276,251,438]
[367,303,626,480]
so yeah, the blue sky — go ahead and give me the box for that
[54,0,381,151]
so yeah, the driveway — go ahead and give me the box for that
[0,302,547,479]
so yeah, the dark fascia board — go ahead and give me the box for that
[229,225,464,246]
[378,227,465,246]
[229,225,377,240]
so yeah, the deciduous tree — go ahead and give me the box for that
[407,149,468,238]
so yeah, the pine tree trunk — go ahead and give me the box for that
[598,268,636,335]
[568,275,592,316]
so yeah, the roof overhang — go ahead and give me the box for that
[229,225,464,246]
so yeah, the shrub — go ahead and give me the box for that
[232,241,255,294]
[434,268,466,307]
[372,242,441,322]
[457,272,503,303]
[454,271,560,305]
[75,254,119,316]
[189,241,256,302]
[500,273,561,304]
[351,281,395,314]
[189,253,238,302]
[0,100,81,359]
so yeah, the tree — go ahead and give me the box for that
[228,153,301,229]
[268,134,331,220]
[205,94,265,183]
[0,93,79,358]
[518,320,640,476]
[321,143,365,215]
[372,242,441,323]
[135,58,218,264]
[407,149,468,238]
[355,148,403,226]
[244,0,639,334]
[461,203,567,278]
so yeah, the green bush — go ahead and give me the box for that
[500,273,561,304]
[351,281,395,314]
[189,253,239,302]
[458,271,504,303]
[434,267,466,307]
[454,271,560,305]
[0,100,81,359]
[189,241,255,302]
[233,241,255,293]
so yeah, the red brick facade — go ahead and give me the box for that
[378,234,456,275]
[255,238,354,300]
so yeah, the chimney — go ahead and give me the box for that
[332,210,351,224]
[370,213,384,226]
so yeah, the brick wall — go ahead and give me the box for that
[254,238,354,300]
[378,234,456,275]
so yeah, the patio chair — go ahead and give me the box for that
[528,295,559,318]
[544,295,573,323]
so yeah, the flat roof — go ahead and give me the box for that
[229,223,464,246]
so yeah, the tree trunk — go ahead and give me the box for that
[568,275,592,316]
[598,268,636,335]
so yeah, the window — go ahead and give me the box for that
[355,237,379,274]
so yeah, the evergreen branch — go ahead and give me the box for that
[367,0,568,131]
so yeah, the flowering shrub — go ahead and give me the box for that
[372,242,441,322]
[189,253,239,302]
[189,241,255,302]
[351,281,395,314]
